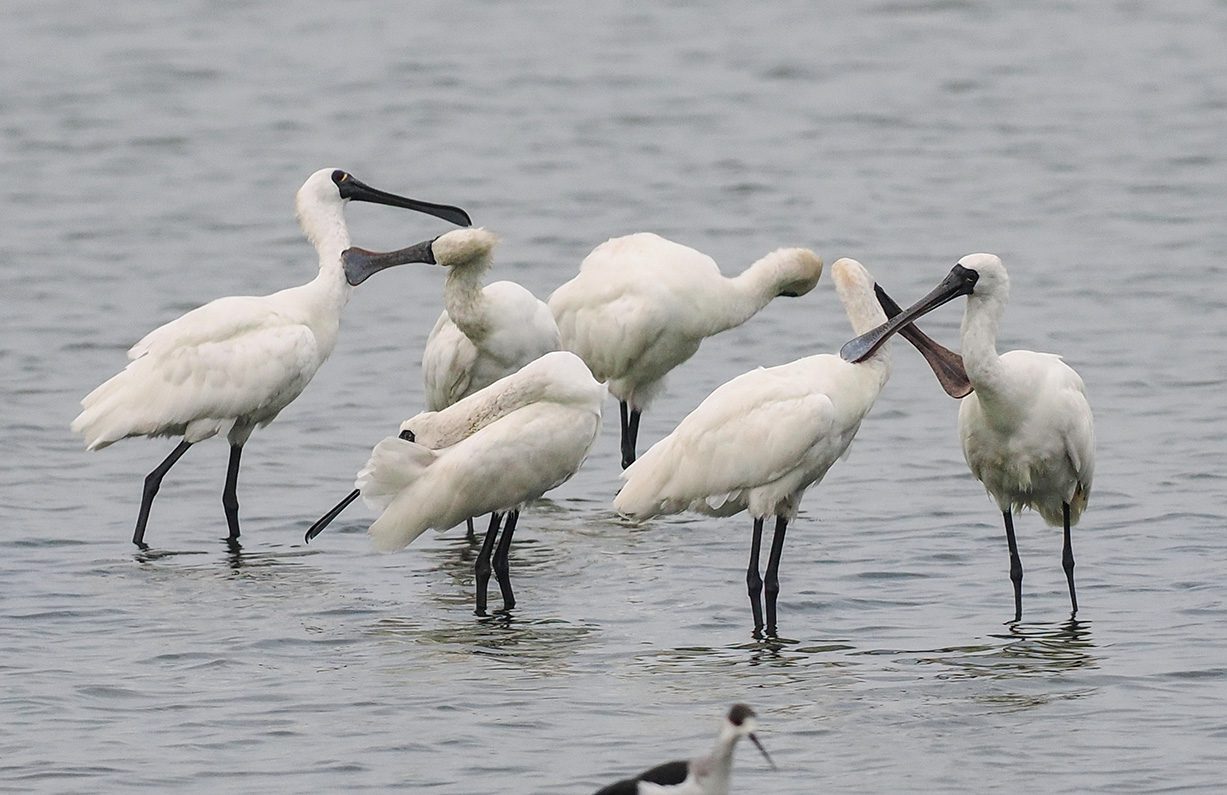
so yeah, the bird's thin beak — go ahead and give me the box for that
[339,176,471,227]
[342,239,438,286]
[873,284,972,398]
[304,488,360,543]
[749,733,776,770]
[840,265,977,364]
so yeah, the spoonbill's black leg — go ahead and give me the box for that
[465,517,476,543]
[1003,510,1024,622]
[222,443,244,540]
[764,516,789,636]
[492,510,520,611]
[747,517,765,635]
[619,401,639,469]
[1062,502,1078,615]
[475,512,504,616]
[133,440,193,547]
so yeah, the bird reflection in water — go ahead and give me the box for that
[922,618,1096,680]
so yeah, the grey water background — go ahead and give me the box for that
[3,0,1226,791]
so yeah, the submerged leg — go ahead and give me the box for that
[1003,510,1024,622]
[222,443,243,540]
[764,516,789,635]
[747,517,765,635]
[492,510,520,611]
[1062,502,1078,615]
[474,513,504,616]
[133,440,193,547]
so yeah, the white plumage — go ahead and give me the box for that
[614,258,892,635]
[549,232,823,468]
[350,351,605,612]
[71,168,469,546]
[843,252,1095,620]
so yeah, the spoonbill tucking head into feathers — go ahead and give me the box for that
[842,253,1094,621]
[306,350,605,615]
[70,168,470,548]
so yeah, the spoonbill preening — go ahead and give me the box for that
[549,233,824,468]
[841,253,1095,621]
[347,227,561,542]
[614,259,968,635]
[71,169,470,547]
[592,704,775,795]
[306,350,604,615]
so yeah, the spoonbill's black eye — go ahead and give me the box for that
[331,170,349,185]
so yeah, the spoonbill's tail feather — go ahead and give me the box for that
[355,437,438,512]
[72,363,175,451]
[355,436,446,552]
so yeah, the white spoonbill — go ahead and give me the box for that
[841,253,1094,621]
[614,259,968,635]
[549,233,824,468]
[306,350,605,614]
[71,168,470,547]
[348,228,561,540]
[593,704,774,795]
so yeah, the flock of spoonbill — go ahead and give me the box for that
[72,168,1095,631]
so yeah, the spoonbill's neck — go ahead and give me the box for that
[300,204,354,313]
[960,291,1007,391]
[714,252,798,333]
[443,254,494,342]
[835,265,892,382]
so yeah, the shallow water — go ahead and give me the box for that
[4,1,1227,791]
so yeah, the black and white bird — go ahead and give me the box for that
[594,704,774,795]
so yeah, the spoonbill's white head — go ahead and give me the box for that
[840,253,994,363]
[761,247,824,298]
[341,227,497,286]
[295,168,471,251]
[955,252,1009,305]
[431,228,498,270]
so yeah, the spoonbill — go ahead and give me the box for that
[841,253,1094,621]
[70,168,470,547]
[614,259,968,635]
[347,227,561,540]
[306,350,604,614]
[549,233,824,468]
[593,703,774,795]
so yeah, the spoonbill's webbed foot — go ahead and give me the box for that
[133,440,193,547]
